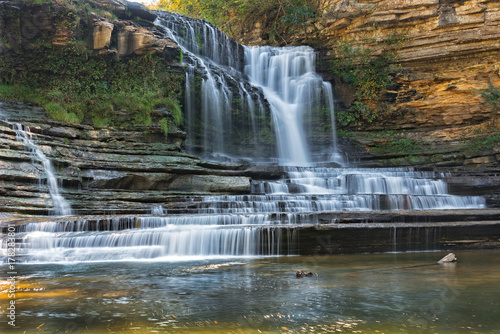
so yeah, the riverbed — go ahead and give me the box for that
[2,249,499,333]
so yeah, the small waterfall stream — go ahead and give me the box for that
[0,106,73,216]
[2,13,489,263]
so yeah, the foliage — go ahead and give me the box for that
[154,0,324,42]
[370,135,419,155]
[479,84,500,122]
[0,44,184,130]
[331,41,400,126]
[464,128,500,152]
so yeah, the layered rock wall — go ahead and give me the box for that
[0,102,250,216]
[0,0,179,58]
[313,0,500,139]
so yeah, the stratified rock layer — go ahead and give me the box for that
[315,0,500,139]
[0,102,250,216]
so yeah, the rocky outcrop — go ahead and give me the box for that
[90,19,114,50]
[0,101,251,216]
[314,0,500,138]
[0,0,178,58]
[234,0,500,164]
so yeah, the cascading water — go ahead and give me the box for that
[11,123,72,216]
[245,46,342,166]
[156,12,339,164]
[2,12,489,264]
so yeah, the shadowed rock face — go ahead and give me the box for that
[0,102,250,216]
[0,0,177,58]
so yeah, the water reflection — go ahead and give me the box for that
[1,250,499,333]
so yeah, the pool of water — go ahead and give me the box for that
[2,250,499,333]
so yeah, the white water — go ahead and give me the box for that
[245,46,341,166]
[11,166,485,263]
[157,12,340,164]
[14,124,73,216]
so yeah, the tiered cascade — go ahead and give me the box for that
[157,12,338,164]
[12,167,485,262]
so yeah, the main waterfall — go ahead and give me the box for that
[157,12,339,165]
[245,46,339,166]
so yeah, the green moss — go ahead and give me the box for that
[0,44,184,130]
[45,102,80,124]
[159,118,169,137]
[464,130,500,152]
[371,136,419,155]
[479,84,500,122]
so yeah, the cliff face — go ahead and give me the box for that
[0,0,176,58]
[0,1,252,217]
[316,0,500,137]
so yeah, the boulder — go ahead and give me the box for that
[94,0,126,16]
[117,25,171,57]
[438,253,457,264]
[296,270,315,278]
[90,19,114,50]
[124,1,157,22]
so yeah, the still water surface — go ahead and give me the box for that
[2,250,499,333]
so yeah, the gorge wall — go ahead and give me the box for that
[238,0,500,168]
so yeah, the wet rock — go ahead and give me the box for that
[0,101,251,215]
[296,270,314,278]
[438,253,457,264]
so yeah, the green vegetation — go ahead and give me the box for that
[154,0,326,43]
[0,45,183,130]
[331,41,400,127]
[464,128,500,152]
[18,0,117,19]
[371,137,419,155]
[479,84,500,123]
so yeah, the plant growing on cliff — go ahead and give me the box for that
[0,43,184,130]
[479,84,500,124]
[331,42,400,126]
[154,0,324,43]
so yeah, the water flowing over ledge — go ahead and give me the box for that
[156,12,340,165]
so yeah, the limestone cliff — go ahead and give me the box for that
[319,0,500,166]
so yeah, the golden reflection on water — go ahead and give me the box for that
[2,250,500,333]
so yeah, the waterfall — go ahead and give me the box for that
[1,13,489,264]
[11,167,485,263]
[156,12,339,165]
[13,123,73,216]
[245,46,341,166]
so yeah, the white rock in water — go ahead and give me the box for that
[438,253,457,264]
